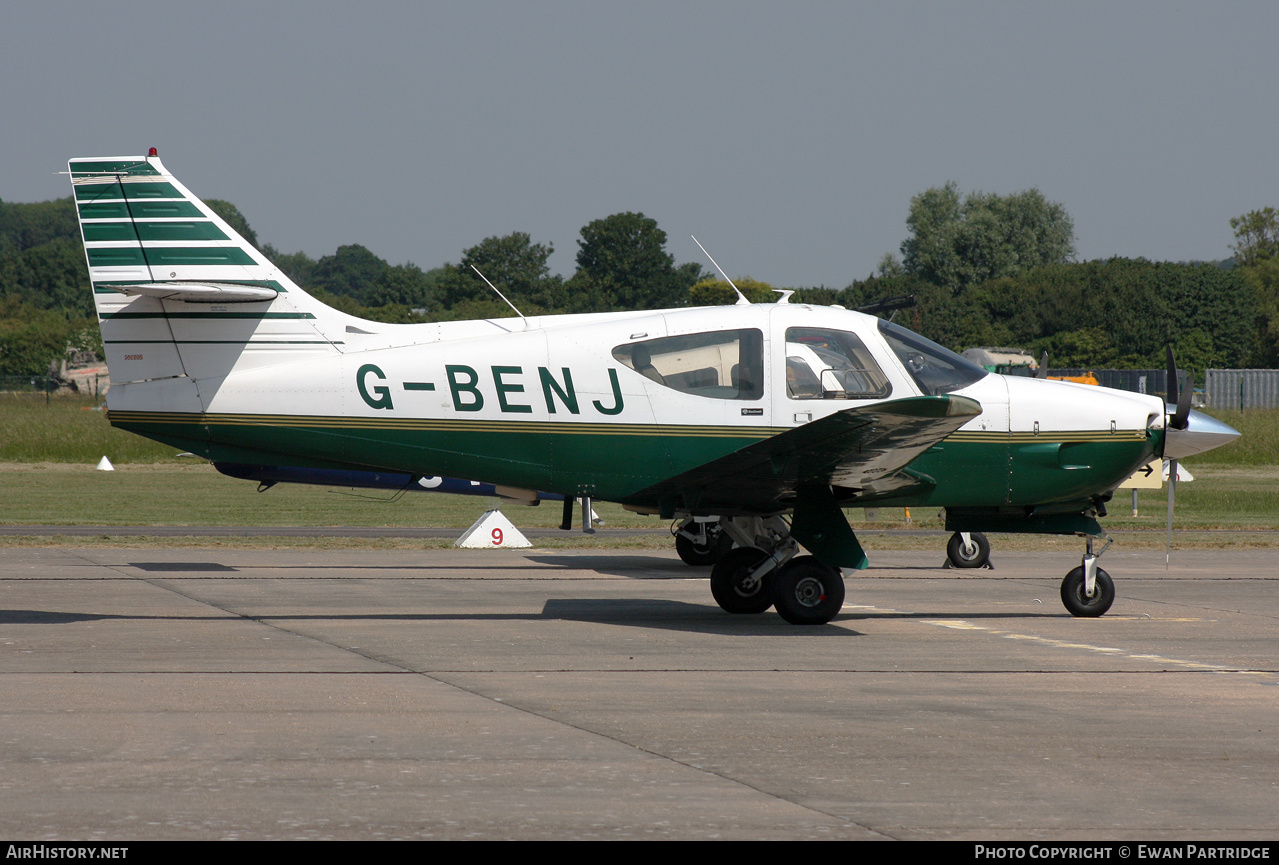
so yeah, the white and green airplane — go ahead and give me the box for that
[68,150,1240,624]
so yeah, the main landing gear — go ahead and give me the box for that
[707,516,846,625]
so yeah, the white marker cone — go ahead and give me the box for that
[96,456,114,471]
[455,509,530,549]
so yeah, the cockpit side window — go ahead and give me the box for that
[612,328,763,400]
[877,318,988,395]
[784,327,892,400]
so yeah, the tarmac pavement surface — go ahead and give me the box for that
[1,545,1276,840]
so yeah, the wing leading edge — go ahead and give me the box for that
[632,394,982,515]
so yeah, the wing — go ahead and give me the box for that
[632,394,981,514]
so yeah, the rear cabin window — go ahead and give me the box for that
[784,327,892,400]
[613,329,763,400]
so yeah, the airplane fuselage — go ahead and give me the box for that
[103,302,1164,517]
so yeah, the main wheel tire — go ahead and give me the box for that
[675,523,732,566]
[1060,566,1115,617]
[946,531,990,568]
[710,547,775,614]
[771,556,845,625]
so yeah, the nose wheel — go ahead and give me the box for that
[945,531,991,569]
[1060,535,1115,617]
[1061,566,1114,617]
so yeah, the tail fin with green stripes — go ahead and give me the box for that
[69,149,355,396]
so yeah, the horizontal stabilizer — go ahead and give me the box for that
[101,282,279,303]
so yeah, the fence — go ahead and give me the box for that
[0,376,59,394]
[1203,369,1279,410]
[1048,368,1279,410]
[0,373,108,398]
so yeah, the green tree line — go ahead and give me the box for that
[1,187,1273,377]
[802,183,1261,372]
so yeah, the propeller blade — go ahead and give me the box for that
[1165,457,1178,570]
[1175,369,1192,430]
[1036,351,1048,379]
[1165,345,1191,430]
[1163,345,1191,570]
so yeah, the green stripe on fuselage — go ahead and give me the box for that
[104,410,1160,510]
[108,412,760,500]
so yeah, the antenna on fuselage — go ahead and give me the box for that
[691,236,750,305]
[470,265,527,327]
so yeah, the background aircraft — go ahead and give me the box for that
[68,151,1239,623]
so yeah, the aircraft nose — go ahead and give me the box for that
[1163,409,1241,460]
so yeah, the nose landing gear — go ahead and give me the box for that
[945,531,991,569]
[1060,535,1115,617]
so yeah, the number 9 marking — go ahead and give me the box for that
[491,527,503,546]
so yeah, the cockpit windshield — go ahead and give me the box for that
[878,319,987,395]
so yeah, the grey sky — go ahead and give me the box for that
[4,1,1276,288]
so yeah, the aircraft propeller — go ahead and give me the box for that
[1164,346,1192,568]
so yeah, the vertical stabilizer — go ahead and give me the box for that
[69,151,357,396]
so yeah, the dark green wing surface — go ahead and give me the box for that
[633,394,981,514]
